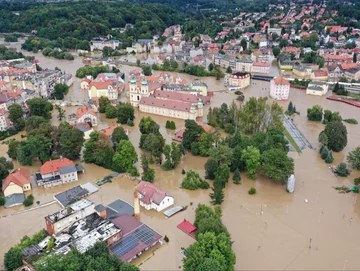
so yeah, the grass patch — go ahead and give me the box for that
[283,128,301,153]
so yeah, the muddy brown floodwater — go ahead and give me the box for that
[1,41,360,270]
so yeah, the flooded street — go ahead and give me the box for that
[1,42,360,270]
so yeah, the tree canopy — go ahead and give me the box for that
[322,121,347,152]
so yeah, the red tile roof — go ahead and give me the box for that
[75,106,96,118]
[140,97,194,112]
[100,124,128,137]
[253,62,270,67]
[2,168,30,191]
[88,81,112,89]
[137,181,171,205]
[111,214,142,235]
[313,71,328,77]
[273,77,290,85]
[81,78,91,84]
[172,122,214,142]
[341,63,358,70]
[152,90,209,104]
[40,158,75,175]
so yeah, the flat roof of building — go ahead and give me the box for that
[47,198,94,223]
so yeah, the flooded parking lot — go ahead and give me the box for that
[1,43,360,270]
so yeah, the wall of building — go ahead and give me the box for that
[153,196,174,212]
[270,81,290,100]
[60,172,78,184]
[4,182,23,197]
[139,104,198,120]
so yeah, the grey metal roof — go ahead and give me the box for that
[76,165,85,172]
[74,125,90,132]
[163,206,184,217]
[4,193,25,208]
[59,165,77,174]
[95,204,106,212]
[108,199,134,217]
[54,185,88,207]
[21,244,41,260]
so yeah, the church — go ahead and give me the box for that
[129,74,204,120]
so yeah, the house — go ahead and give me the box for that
[90,38,120,51]
[270,76,290,100]
[172,122,216,142]
[278,54,293,70]
[251,62,270,74]
[345,68,360,82]
[110,214,162,263]
[80,78,92,90]
[74,106,98,127]
[311,70,329,81]
[58,73,73,87]
[0,109,11,131]
[99,124,129,139]
[228,72,251,90]
[281,46,300,59]
[88,81,119,100]
[36,157,85,188]
[306,81,329,96]
[236,58,253,72]
[73,122,93,140]
[137,181,174,212]
[191,82,208,96]
[2,168,31,198]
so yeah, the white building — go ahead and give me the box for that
[90,39,120,51]
[0,109,11,131]
[270,76,290,100]
[306,81,329,96]
[251,62,270,74]
[137,181,174,212]
[36,157,84,188]
[129,74,150,107]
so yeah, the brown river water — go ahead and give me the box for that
[0,41,360,270]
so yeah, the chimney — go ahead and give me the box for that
[134,186,140,220]
[60,155,63,161]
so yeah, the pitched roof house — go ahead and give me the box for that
[137,181,174,212]
[2,168,31,198]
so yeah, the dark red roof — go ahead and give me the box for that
[111,214,142,235]
[177,220,197,234]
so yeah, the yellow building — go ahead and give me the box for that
[228,72,251,90]
[2,168,31,198]
[191,82,208,96]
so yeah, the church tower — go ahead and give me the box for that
[141,75,149,96]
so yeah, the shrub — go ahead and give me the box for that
[164,235,169,243]
[232,168,241,184]
[335,163,350,177]
[354,178,360,186]
[325,151,334,164]
[23,194,34,206]
[343,118,358,124]
[182,169,186,174]
[181,170,209,190]
[0,196,5,206]
[320,146,329,160]
[224,123,235,134]
[248,187,256,195]
[126,118,134,126]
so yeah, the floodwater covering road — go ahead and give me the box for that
[0,40,360,270]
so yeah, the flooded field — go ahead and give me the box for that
[1,42,360,270]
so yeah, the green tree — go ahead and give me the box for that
[59,127,85,160]
[102,46,113,57]
[84,132,114,169]
[105,104,117,119]
[136,59,141,67]
[163,142,182,170]
[25,116,48,133]
[287,101,293,113]
[322,121,347,152]
[240,38,247,51]
[307,105,323,121]
[210,144,233,166]
[198,132,216,157]
[139,116,160,135]
[260,148,294,183]
[208,63,214,71]
[214,165,230,188]
[353,53,357,63]
[209,180,224,205]
[272,46,280,57]
[242,146,261,179]
[26,97,53,119]
[0,196,5,205]
[143,66,152,76]
[347,146,360,169]
[141,154,155,183]
[8,104,25,131]
[318,131,328,146]
[226,66,232,74]
[336,163,350,176]
[53,83,69,100]
[111,126,129,145]
[99,96,111,113]
[320,145,329,160]
[205,158,218,180]
[181,170,209,190]
[55,105,65,120]
[182,120,204,149]
[117,102,135,124]
[112,140,138,173]
[4,248,22,271]
[325,151,334,164]
[7,140,20,160]
[232,168,241,184]
[0,157,14,181]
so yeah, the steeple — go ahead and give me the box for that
[141,75,147,86]
[130,74,136,84]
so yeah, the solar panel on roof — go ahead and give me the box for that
[111,236,138,257]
